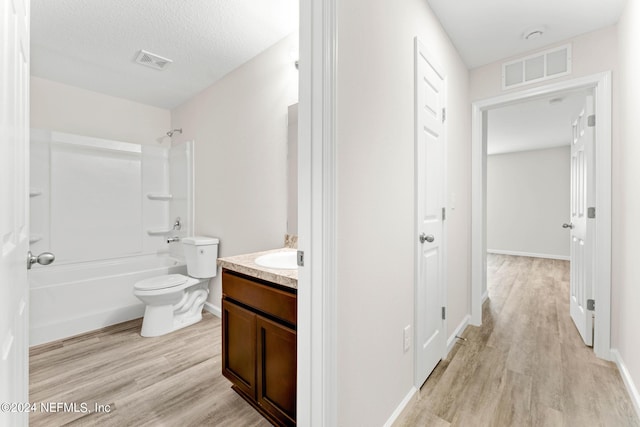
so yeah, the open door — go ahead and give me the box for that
[567,95,595,346]
[1,0,31,424]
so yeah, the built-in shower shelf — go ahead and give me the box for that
[147,228,171,236]
[146,193,173,201]
[30,188,43,197]
[29,234,43,244]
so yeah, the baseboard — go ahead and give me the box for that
[204,301,221,318]
[382,315,469,426]
[447,314,470,355]
[383,386,418,427]
[611,349,640,419]
[487,249,569,261]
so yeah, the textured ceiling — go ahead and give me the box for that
[488,90,591,155]
[31,0,299,109]
[426,0,626,68]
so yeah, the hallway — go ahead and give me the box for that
[396,255,639,426]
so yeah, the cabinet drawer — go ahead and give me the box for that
[222,270,297,325]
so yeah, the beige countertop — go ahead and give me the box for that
[217,247,298,289]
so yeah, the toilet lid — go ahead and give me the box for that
[135,274,188,291]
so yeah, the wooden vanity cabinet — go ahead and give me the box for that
[221,270,297,427]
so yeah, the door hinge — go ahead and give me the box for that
[442,108,446,123]
[442,306,446,320]
[442,207,446,221]
[587,299,595,311]
[297,250,304,267]
[587,114,596,127]
[588,207,596,219]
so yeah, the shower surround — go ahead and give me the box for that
[29,129,193,346]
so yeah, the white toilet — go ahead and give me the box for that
[134,236,219,337]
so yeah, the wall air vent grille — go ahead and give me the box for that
[502,44,572,90]
[135,50,173,71]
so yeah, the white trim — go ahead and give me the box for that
[487,249,570,261]
[447,314,470,355]
[203,301,220,318]
[471,72,613,360]
[382,387,418,427]
[297,0,337,424]
[481,290,488,303]
[611,349,640,420]
[470,106,486,326]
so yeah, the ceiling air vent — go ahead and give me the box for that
[502,44,571,90]
[135,50,173,71]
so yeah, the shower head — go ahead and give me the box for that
[166,128,182,137]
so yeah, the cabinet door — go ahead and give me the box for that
[222,299,257,399]
[257,316,297,426]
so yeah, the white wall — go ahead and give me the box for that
[170,32,299,314]
[487,146,570,259]
[615,0,640,414]
[335,0,471,424]
[31,76,170,145]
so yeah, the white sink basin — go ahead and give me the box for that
[254,251,298,270]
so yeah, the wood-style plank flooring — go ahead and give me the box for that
[29,312,271,427]
[29,255,640,426]
[396,255,640,426]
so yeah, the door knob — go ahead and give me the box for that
[27,251,55,270]
[562,223,574,229]
[419,233,435,243]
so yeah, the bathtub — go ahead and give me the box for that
[29,254,187,346]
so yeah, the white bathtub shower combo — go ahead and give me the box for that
[28,129,211,345]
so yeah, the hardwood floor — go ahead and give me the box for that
[29,312,271,427]
[396,255,640,427]
[29,255,640,426]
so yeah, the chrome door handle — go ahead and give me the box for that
[419,233,435,243]
[27,251,55,270]
[562,223,574,229]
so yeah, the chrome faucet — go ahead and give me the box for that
[167,236,180,244]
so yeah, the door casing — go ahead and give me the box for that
[470,72,612,360]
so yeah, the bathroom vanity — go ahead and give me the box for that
[218,249,297,427]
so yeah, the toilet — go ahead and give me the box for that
[133,236,219,337]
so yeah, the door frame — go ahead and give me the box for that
[470,72,612,360]
[297,0,338,424]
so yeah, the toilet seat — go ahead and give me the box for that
[134,274,188,291]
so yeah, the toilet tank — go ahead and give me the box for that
[182,236,220,278]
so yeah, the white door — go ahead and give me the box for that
[568,95,595,346]
[1,0,31,424]
[414,39,446,387]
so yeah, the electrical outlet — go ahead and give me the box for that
[403,325,411,352]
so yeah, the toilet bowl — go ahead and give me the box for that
[133,236,219,337]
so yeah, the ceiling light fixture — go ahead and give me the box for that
[522,26,546,40]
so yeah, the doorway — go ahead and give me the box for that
[470,72,613,360]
